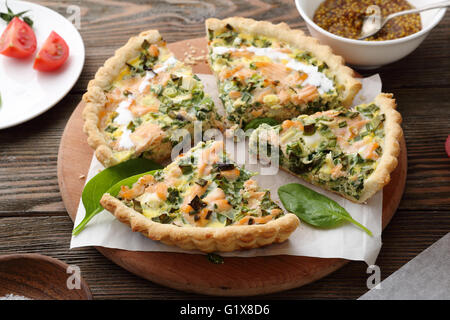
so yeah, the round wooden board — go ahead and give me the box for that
[57,38,407,296]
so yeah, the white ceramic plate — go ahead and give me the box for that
[0,0,84,129]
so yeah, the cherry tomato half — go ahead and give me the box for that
[0,17,37,58]
[33,31,69,72]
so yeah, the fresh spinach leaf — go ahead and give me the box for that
[72,158,162,235]
[278,183,372,236]
[244,117,280,131]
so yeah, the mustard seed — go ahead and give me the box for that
[313,0,422,41]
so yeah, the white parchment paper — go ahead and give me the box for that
[71,74,384,265]
[359,233,450,300]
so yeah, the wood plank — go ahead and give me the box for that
[0,0,448,299]
[0,94,81,214]
[0,213,447,299]
[394,88,450,211]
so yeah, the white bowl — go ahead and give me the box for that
[295,0,447,69]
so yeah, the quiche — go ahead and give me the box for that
[83,30,222,167]
[205,17,362,133]
[249,93,402,203]
[100,140,299,252]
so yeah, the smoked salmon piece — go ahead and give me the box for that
[130,122,165,154]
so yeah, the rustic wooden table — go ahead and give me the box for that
[0,0,449,300]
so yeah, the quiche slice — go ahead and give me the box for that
[100,140,299,252]
[83,30,222,167]
[249,93,402,203]
[205,17,362,133]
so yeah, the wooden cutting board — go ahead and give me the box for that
[57,38,407,296]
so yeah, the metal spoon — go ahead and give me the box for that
[358,1,450,40]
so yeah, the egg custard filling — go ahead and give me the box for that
[115,140,285,227]
[206,18,361,132]
[250,93,402,203]
[83,30,221,167]
[100,140,299,252]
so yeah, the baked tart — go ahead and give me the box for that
[100,140,300,252]
[83,30,222,167]
[205,17,362,133]
[249,93,402,203]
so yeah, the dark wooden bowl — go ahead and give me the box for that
[0,254,92,300]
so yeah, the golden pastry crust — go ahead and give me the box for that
[358,93,402,203]
[82,30,164,168]
[205,17,362,107]
[100,194,300,252]
[276,93,402,203]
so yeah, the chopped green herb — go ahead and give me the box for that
[141,39,150,50]
[260,39,272,48]
[195,178,208,187]
[303,124,316,136]
[216,163,235,171]
[104,125,117,133]
[189,195,206,211]
[167,188,181,204]
[127,121,136,132]
[241,92,252,103]
[207,253,224,264]
[179,163,193,175]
